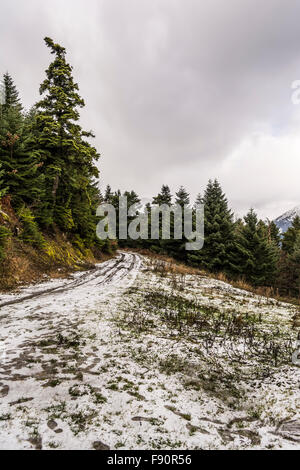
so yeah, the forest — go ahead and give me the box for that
[1,38,300,298]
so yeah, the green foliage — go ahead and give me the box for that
[2,72,22,112]
[1,39,296,296]
[0,164,8,198]
[277,231,300,297]
[18,207,45,248]
[288,234,300,295]
[0,74,44,209]
[282,216,300,254]
[0,42,107,262]
[189,179,234,272]
[152,185,172,206]
[104,185,113,203]
[0,225,11,261]
[175,186,190,207]
[229,209,279,286]
[34,37,100,233]
[268,220,281,248]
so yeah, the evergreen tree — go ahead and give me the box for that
[175,186,190,207]
[120,190,142,247]
[194,193,203,207]
[267,220,281,248]
[169,186,191,259]
[282,216,300,254]
[288,233,300,296]
[0,163,8,199]
[2,72,22,112]
[229,209,279,286]
[104,185,113,203]
[124,190,141,210]
[34,37,100,243]
[0,73,44,209]
[152,185,172,205]
[190,179,234,272]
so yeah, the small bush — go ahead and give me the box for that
[18,207,45,248]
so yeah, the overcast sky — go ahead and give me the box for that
[1,0,300,219]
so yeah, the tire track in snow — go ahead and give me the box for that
[0,252,140,310]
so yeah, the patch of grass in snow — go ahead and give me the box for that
[68,383,107,404]
[149,437,183,450]
[47,441,59,449]
[38,332,85,351]
[0,413,11,421]
[115,441,126,449]
[44,401,67,419]
[124,287,296,368]
[69,409,97,435]
[106,383,119,391]
[43,379,62,388]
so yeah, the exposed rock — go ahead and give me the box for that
[47,419,57,430]
[0,385,9,398]
[93,441,110,450]
[54,428,63,434]
[132,416,153,422]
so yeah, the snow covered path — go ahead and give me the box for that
[0,252,142,449]
[0,252,299,450]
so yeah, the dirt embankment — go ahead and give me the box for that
[0,235,115,291]
[0,196,115,291]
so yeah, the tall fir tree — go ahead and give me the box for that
[267,220,281,248]
[189,179,234,271]
[104,184,113,203]
[169,186,191,259]
[0,73,44,209]
[34,37,100,244]
[229,209,279,286]
[175,186,190,207]
[2,72,22,112]
[288,233,300,296]
[152,185,172,206]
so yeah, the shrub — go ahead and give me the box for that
[18,207,45,248]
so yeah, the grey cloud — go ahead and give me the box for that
[1,0,300,217]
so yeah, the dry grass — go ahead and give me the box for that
[0,195,114,290]
[0,234,115,291]
[126,248,203,276]
[126,247,300,306]
[211,270,300,305]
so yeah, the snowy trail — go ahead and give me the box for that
[0,251,299,450]
[0,251,141,308]
[0,252,141,358]
[0,252,143,449]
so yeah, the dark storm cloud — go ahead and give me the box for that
[1,0,300,217]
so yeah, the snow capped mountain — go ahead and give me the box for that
[274,205,300,233]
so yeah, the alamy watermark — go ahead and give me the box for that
[96,197,204,251]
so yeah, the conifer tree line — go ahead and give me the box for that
[103,181,300,297]
[0,37,299,298]
[0,37,106,257]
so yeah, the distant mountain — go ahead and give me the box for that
[274,205,300,233]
